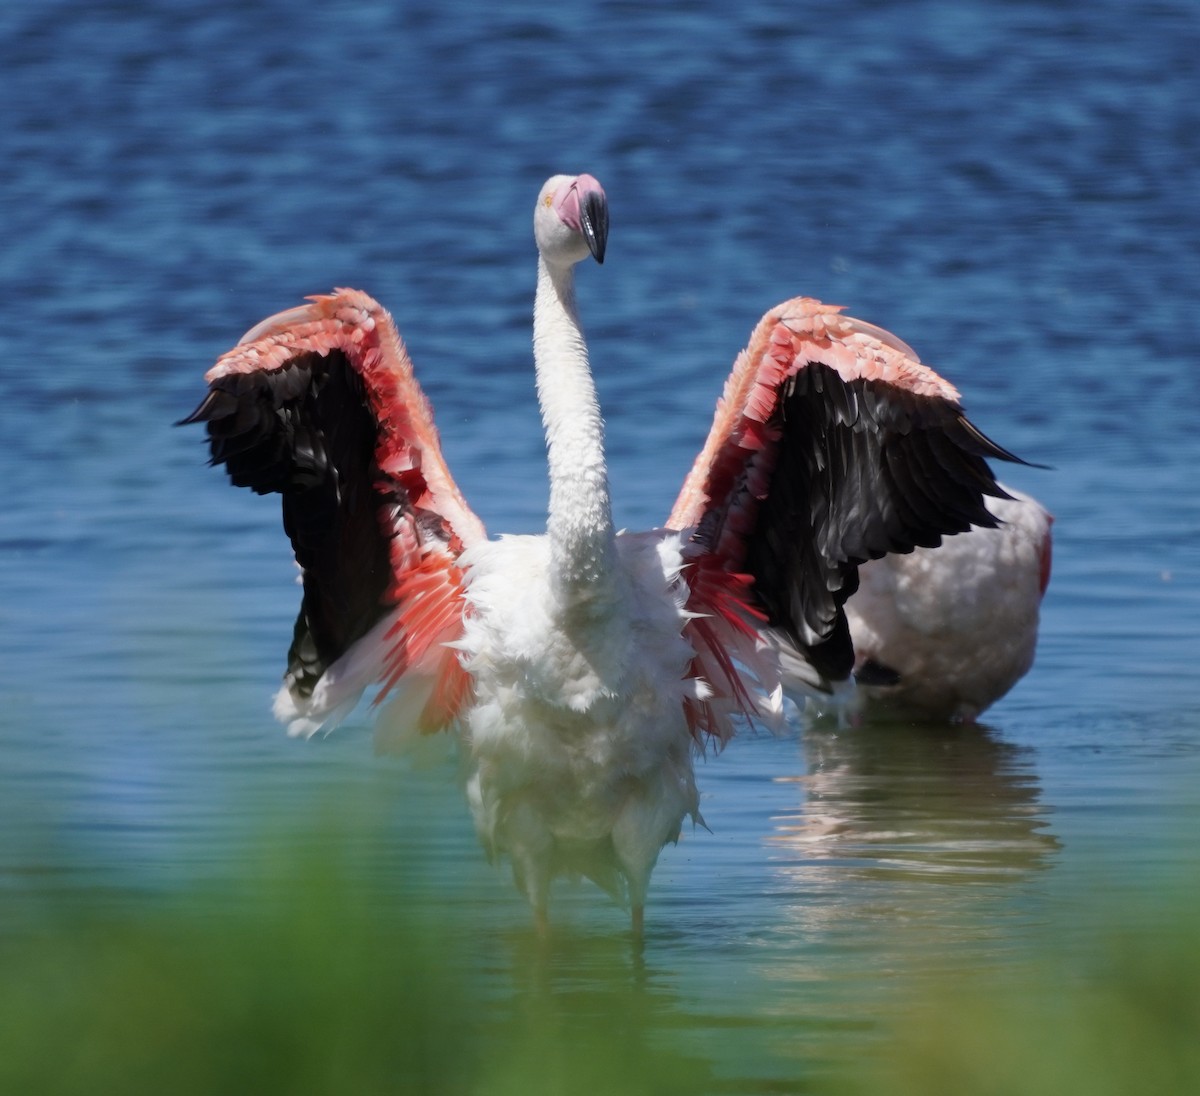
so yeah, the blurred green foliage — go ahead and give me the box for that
[0,852,708,1096]
[842,902,1200,1096]
[2,844,1197,1096]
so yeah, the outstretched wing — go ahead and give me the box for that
[180,288,485,736]
[668,296,1026,733]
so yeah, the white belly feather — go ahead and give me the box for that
[455,530,701,906]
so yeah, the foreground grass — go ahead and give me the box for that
[0,858,708,1096]
[2,851,1198,1095]
[845,906,1200,1096]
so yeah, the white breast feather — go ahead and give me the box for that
[454,530,701,904]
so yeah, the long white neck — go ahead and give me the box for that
[533,255,618,606]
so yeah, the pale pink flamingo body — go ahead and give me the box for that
[183,174,1025,934]
[838,486,1052,722]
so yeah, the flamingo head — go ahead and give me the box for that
[534,174,608,267]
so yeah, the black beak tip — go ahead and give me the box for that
[581,192,609,264]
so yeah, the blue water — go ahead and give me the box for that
[3,0,1199,1088]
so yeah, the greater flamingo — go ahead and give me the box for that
[836,486,1052,722]
[182,173,1027,935]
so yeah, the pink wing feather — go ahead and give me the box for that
[669,297,1026,739]
[182,289,484,734]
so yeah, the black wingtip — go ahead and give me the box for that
[855,659,903,687]
[957,416,1052,470]
[175,388,234,427]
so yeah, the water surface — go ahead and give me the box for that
[2,1,1199,1090]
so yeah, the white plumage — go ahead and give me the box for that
[457,531,704,928]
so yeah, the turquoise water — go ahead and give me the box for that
[2,0,1199,1090]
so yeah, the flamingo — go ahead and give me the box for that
[833,486,1053,722]
[181,173,1028,936]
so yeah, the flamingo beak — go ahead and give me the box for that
[578,185,609,265]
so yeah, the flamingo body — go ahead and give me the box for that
[842,487,1053,721]
[183,173,1029,933]
[457,530,702,918]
